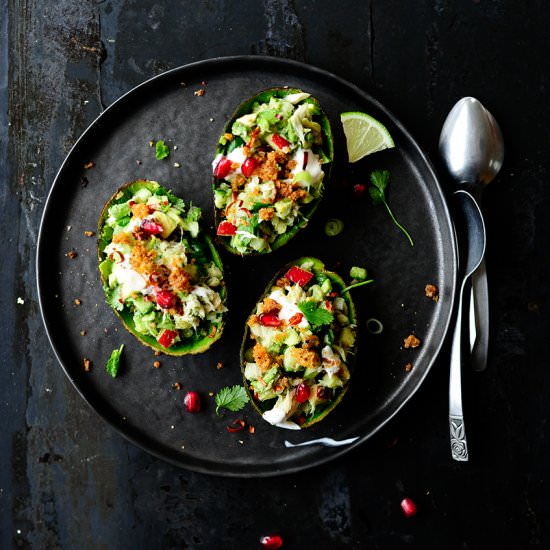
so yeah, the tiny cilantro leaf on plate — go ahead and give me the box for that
[215,385,249,416]
[298,301,334,329]
[369,169,414,247]
[106,344,124,378]
[155,140,170,160]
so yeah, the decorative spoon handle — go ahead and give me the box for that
[449,280,470,462]
[470,258,489,371]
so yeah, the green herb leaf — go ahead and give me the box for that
[155,140,170,160]
[215,385,249,416]
[106,344,124,378]
[298,301,334,329]
[368,169,414,247]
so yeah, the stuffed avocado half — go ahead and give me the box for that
[242,257,357,429]
[212,88,333,255]
[98,180,227,355]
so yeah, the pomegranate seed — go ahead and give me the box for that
[259,534,283,549]
[353,183,366,197]
[140,219,164,236]
[295,383,310,403]
[400,497,417,518]
[271,133,290,150]
[259,313,281,327]
[154,289,176,309]
[241,157,257,177]
[183,391,201,413]
[213,157,233,179]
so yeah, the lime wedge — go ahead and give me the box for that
[340,112,395,162]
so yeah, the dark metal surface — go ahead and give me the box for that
[37,56,456,476]
[3,0,550,548]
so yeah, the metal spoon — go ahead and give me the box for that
[439,97,504,371]
[448,190,486,461]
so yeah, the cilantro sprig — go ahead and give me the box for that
[369,170,414,247]
[106,344,124,378]
[215,385,249,416]
[298,301,334,329]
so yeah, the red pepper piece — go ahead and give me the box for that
[400,497,417,518]
[288,312,303,326]
[154,289,176,309]
[217,221,237,236]
[213,157,233,179]
[285,266,313,286]
[259,313,281,327]
[260,534,283,550]
[295,383,310,403]
[241,156,257,177]
[226,419,246,433]
[140,219,164,236]
[157,329,178,348]
[183,391,201,413]
[271,133,290,150]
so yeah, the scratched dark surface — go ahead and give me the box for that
[2,1,550,549]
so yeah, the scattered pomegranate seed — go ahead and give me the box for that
[259,313,281,327]
[400,497,417,517]
[214,157,233,179]
[353,183,366,197]
[140,219,164,236]
[295,383,310,403]
[259,534,283,549]
[183,391,201,413]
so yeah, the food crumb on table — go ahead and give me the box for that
[83,358,91,372]
[405,362,413,372]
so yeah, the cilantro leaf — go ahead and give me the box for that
[155,140,170,160]
[106,344,124,378]
[298,301,334,329]
[368,169,414,247]
[215,385,249,416]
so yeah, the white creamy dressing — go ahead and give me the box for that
[321,345,342,378]
[110,256,147,299]
[262,409,301,431]
[284,436,359,448]
[268,288,309,328]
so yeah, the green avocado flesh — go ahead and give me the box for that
[212,88,333,256]
[98,180,227,356]
[241,257,357,429]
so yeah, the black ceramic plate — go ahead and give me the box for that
[37,56,456,477]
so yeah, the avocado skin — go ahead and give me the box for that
[240,256,357,428]
[98,180,226,356]
[212,88,334,256]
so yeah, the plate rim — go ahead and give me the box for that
[36,55,457,477]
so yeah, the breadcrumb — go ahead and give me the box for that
[425,284,439,302]
[403,334,421,349]
[253,342,273,372]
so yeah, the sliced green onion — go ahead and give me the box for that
[325,218,344,237]
[349,266,368,280]
[366,318,384,334]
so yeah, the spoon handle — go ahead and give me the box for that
[470,258,489,371]
[449,282,469,461]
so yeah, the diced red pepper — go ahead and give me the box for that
[154,289,176,309]
[285,266,313,286]
[241,157,257,177]
[217,221,237,236]
[213,157,233,179]
[353,183,366,197]
[226,419,246,433]
[288,312,303,326]
[271,133,290,150]
[295,383,310,403]
[260,534,283,550]
[247,127,261,149]
[259,313,281,327]
[157,329,178,348]
[140,219,163,236]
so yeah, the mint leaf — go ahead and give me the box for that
[215,385,249,416]
[298,301,334,329]
[106,344,124,378]
[155,140,170,160]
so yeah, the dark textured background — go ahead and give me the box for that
[2,1,549,548]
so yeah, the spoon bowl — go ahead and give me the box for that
[439,96,504,190]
